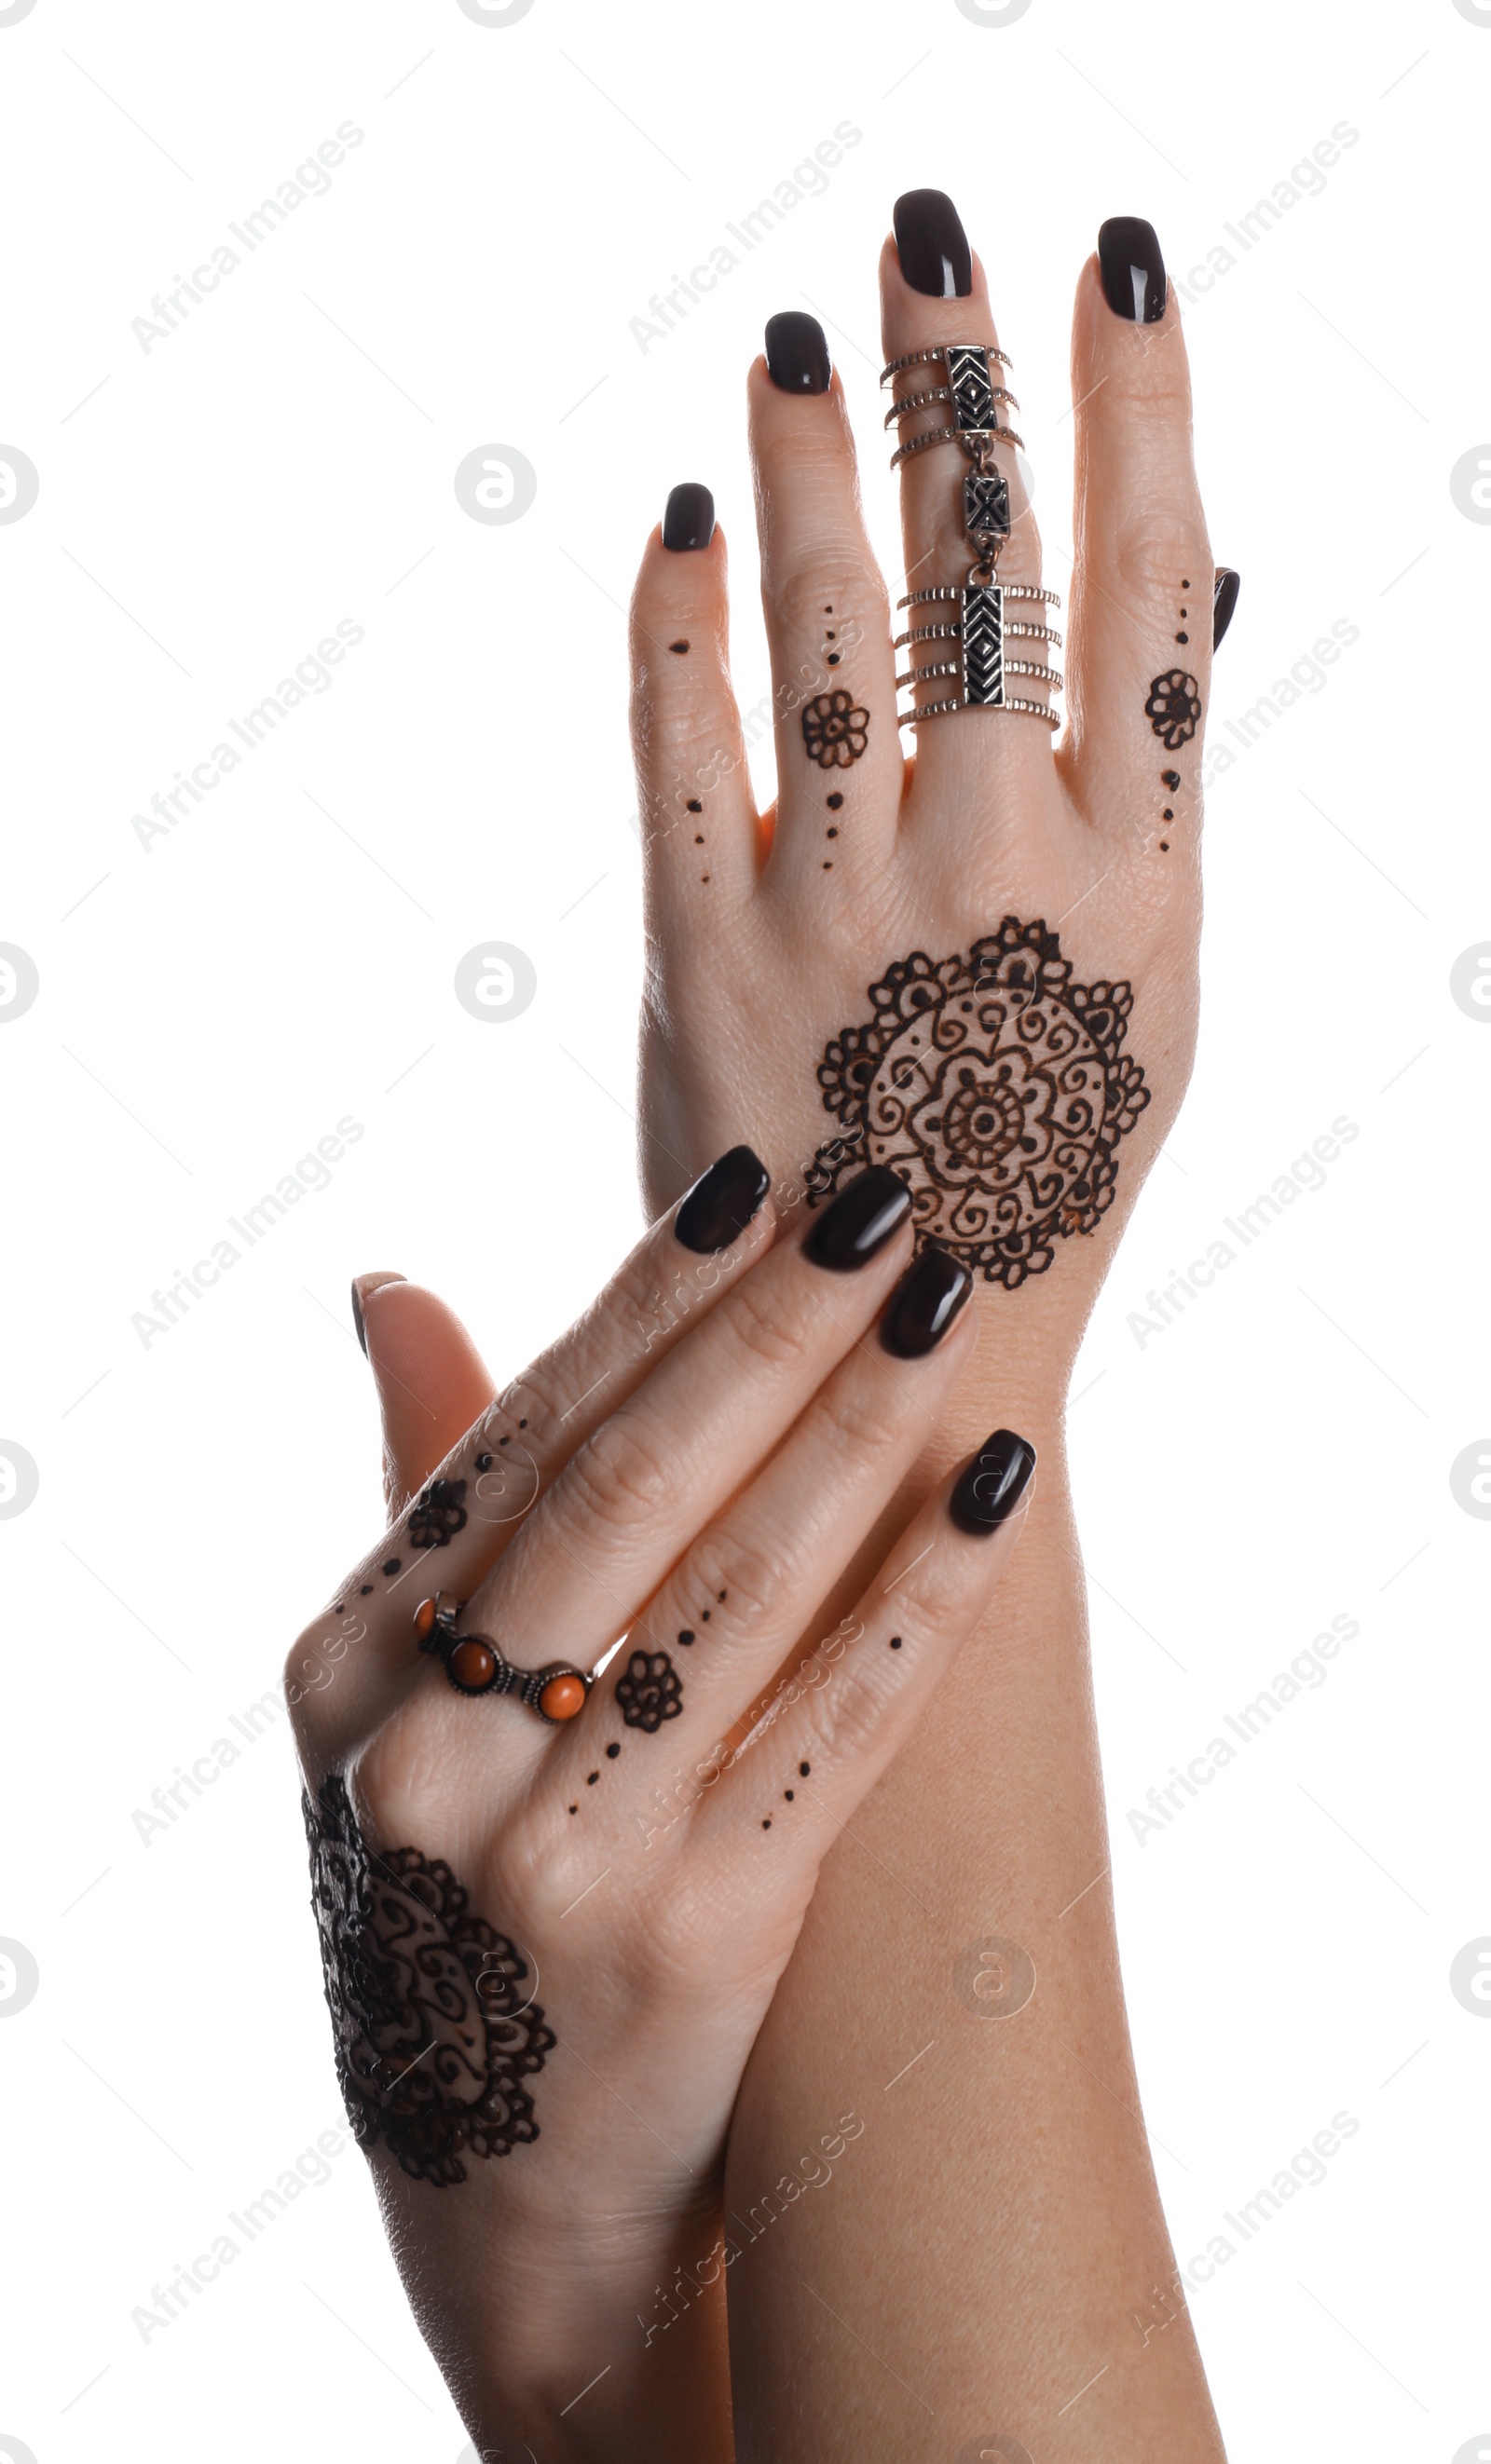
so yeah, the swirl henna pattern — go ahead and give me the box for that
[303,1773,554,2185]
[809,919,1150,1289]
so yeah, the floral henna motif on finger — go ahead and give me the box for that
[1145,670,1201,749]
[303,1773,553,2186]
[808,918,1150,1290]
[801,688,869,768]
[409,1478,467,1550]
[614,1649,683,1732]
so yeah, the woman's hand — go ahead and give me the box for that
[288,1156,1033,2461]
[629,200,1219,1429]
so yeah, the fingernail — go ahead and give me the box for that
[1212,567,1240,650]
[893,188,972,298]
[351,1273,405,1357]
[881,1246,972,1358]
[804,1167,911,1272]
[663,483,715,552]
[1097,216,1167,322]
[764,309,831,394]
[949,1429,1036,1534]
[674,1145,771,1253]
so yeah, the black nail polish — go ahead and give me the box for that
[803,1167,911,1272]
[893,189,971,298]
[663,483,715,552]
[1212,567,1240,651]
[881,1246,972,1358]
[674,1145,770,1253]
[765,310,831,395]
[1097,216,1167,323]
[949,1429,1036,1534]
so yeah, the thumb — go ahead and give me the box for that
[351,1273,497,1520]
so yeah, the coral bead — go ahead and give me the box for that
[449,1639,499,1692]
[414,1597,438,1640]
[540,1672,586,1722]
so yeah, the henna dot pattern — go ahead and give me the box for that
[303,1773,552,2186]
[889,1634,902,1650]
[762,1818,772,1830]
[677,1628,695,1647]
[1145,671,1201,750]
[409,1479,468,1550]
[810,919,1150,1287]
[686,798,703,813]
[615,1649,684,1732]
[606,1741,621,1760]
[801,689,869,768]
[670,639,690,654]
[827,792,843,810]
[382,1558,401,1576]
[474,1453,493,1473]
[800,1761,811,1777]
[1161,769,1181,793]
[785,1789,795,1801]
[360,1585,373,1597]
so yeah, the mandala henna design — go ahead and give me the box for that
[810,918,1150,1290]
[1145,670,1202,749]
[801,688,869,768]
[614,1648,684,1732]
[302,1773,554,2186]
[409,1478,467,1550]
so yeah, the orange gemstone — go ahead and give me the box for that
[540,1672,586,1722]
[414,1597,438,1640]
[450,1638,499,1691]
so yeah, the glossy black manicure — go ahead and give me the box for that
[1212,567,1240,650]
[1097,216,1167,323]
[675,1144,770,1253]
[881,1246,972,1358]
[893,189,972,298]
[804,1167,911,1272]
[765,310,831,395]
[663,483,715,552]
[949,1429,1036,1534]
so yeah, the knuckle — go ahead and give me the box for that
[1108,510,1211,605]
[560,1413,675,1537]
[718,1267,820,1377]
[681,1528,783,1643]
[816,1371,909,1463]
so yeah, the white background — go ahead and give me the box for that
[1,0,1487,2456]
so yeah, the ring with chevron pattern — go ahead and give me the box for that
[881,342,1023,470]
[894,583,1063,730]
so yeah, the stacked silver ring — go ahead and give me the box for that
[880,343,1062,732]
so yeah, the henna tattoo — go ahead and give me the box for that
[670,639,689,654]
[1161,769,1181,793]
[409,1478,467,1550]
[800,1761,811,1776]
[827,791,843,810]
[677,1628,695,1646]
[810,919,1150,1289]
[382,1557,402,1576]
[614,1648,684,1732]
[303,1773,553,2186]
[889,1634,903,1650]
[1145,670,1201,749]
[801,689,869,768]
[606,1741,621,1759]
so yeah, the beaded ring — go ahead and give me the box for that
[414,1592,591,1722]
